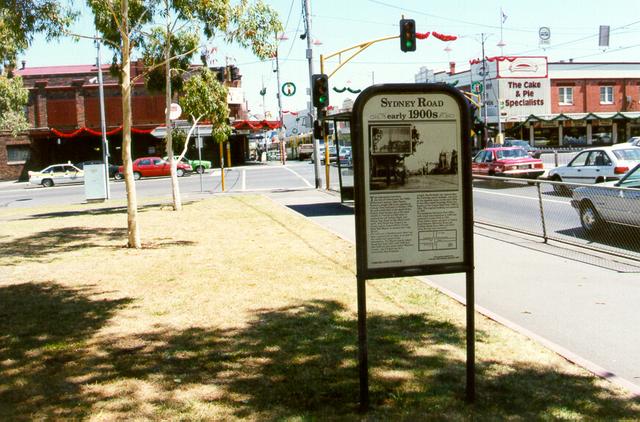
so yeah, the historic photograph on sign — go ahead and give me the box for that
[369,122,459,192]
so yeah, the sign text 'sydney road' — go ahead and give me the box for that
[379,97,446,120]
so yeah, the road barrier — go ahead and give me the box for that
[472,175,640,262]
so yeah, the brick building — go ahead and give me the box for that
[0,61,256,180]
[418,58,640,147]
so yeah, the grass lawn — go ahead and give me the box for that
[0,195,639,420]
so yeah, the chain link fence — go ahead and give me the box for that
[473,175,640,261]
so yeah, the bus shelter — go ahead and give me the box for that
[325,111,354,202]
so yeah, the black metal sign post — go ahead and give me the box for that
[351,83,474,411]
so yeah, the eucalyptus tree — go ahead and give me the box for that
[86,0,282,247]
[0,0,75,64]
[140,0,282,211]
[177,67,230,192]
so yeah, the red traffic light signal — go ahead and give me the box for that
[312,74,329,108]
[400,19,416,52]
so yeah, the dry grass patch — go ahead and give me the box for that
[0,195,638,420]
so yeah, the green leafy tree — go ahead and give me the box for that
[0,0,75,64]
[0,74,29,135]
[86,0,281,246]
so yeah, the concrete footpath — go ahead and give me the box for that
[266,188,640,398]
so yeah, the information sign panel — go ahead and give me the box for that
[352,84,473,279]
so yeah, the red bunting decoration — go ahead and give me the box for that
[416,32,430,39]
[469,56,518,65]
[51,126,154,138]
[231,120,282,130]
[283,111,299,116]
[431,31,457,42]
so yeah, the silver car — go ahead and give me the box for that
[571,163,640,234]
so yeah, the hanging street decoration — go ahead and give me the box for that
[333,86,362,94]
[51,126,153,139]
[281,82,296,96]
[282,110,299,116]
[259,87,267,96]
[413,31,457,41]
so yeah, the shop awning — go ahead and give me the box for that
[522,112,640,124]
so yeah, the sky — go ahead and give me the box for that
[20,0,640,120]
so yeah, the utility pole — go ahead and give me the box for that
[303,0,321,188]
[274,32,286,165]
[96,37,111,199]
[481,33,488,148]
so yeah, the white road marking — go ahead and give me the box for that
[474,188,569,205]
[282,166,314,187]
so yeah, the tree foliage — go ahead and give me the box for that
[0,75,29,135]
[0,0,76,63]
[180,67,230,143]
[141,27,199,93]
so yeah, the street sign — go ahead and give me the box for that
[471,81,483,94]
[539,27,551,46]
[281,82,297,96]
[166,103,182,120]
[352,84,473,279]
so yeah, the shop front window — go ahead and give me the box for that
[600,86,613,104]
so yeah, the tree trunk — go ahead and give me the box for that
[121,0,141,248]
[165,0,182,211]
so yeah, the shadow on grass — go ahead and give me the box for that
[0,226,127,265]
[0,282,133,419]
[20,202,176,221]
[1,298,638,419]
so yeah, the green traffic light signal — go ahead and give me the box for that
[400,18,416,52]
[312,74,329,108]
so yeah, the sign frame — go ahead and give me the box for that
[351,83,476,409]
[352,83,474,280]
[281,82,297,97]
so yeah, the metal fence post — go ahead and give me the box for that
[536,181,548,242]
[554,150,559,167]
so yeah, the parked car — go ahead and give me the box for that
[533,137,550,146]
[297,143,315,160]
[28,163,84,187]
[114,157,192,180]
[626,136,640,147]
[472,147,545,179]
[571,163,640,234]
[563,136,587,147]
[75,160,119,178]
[163,155,211,174]
[546,144,640,194]
[311,145,337,164]
[338,146,352,166]
[502,139,541,158]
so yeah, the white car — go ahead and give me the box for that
[627,136,640,147]
[28,163,84,187]
[547,144,640,194]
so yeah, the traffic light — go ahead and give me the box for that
[400,19,416,52]
[313,119,324,139]
[312,74,329,108]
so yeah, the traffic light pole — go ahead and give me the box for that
[303,0,322,188]
[318,34,400,189]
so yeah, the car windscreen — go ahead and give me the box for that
[496,148,529,159]
[612,148,640,161]
[619,165,640,188]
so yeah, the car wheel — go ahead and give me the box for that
[42,178,54,187]
[551,176,569,195]
[133,172,141,180]
[114,172,123,181]
[580,202,602,234]
[177,168,185,177]
[195,165,205,174]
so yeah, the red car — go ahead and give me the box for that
[114,157,192,180]
[472,147,544,179]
